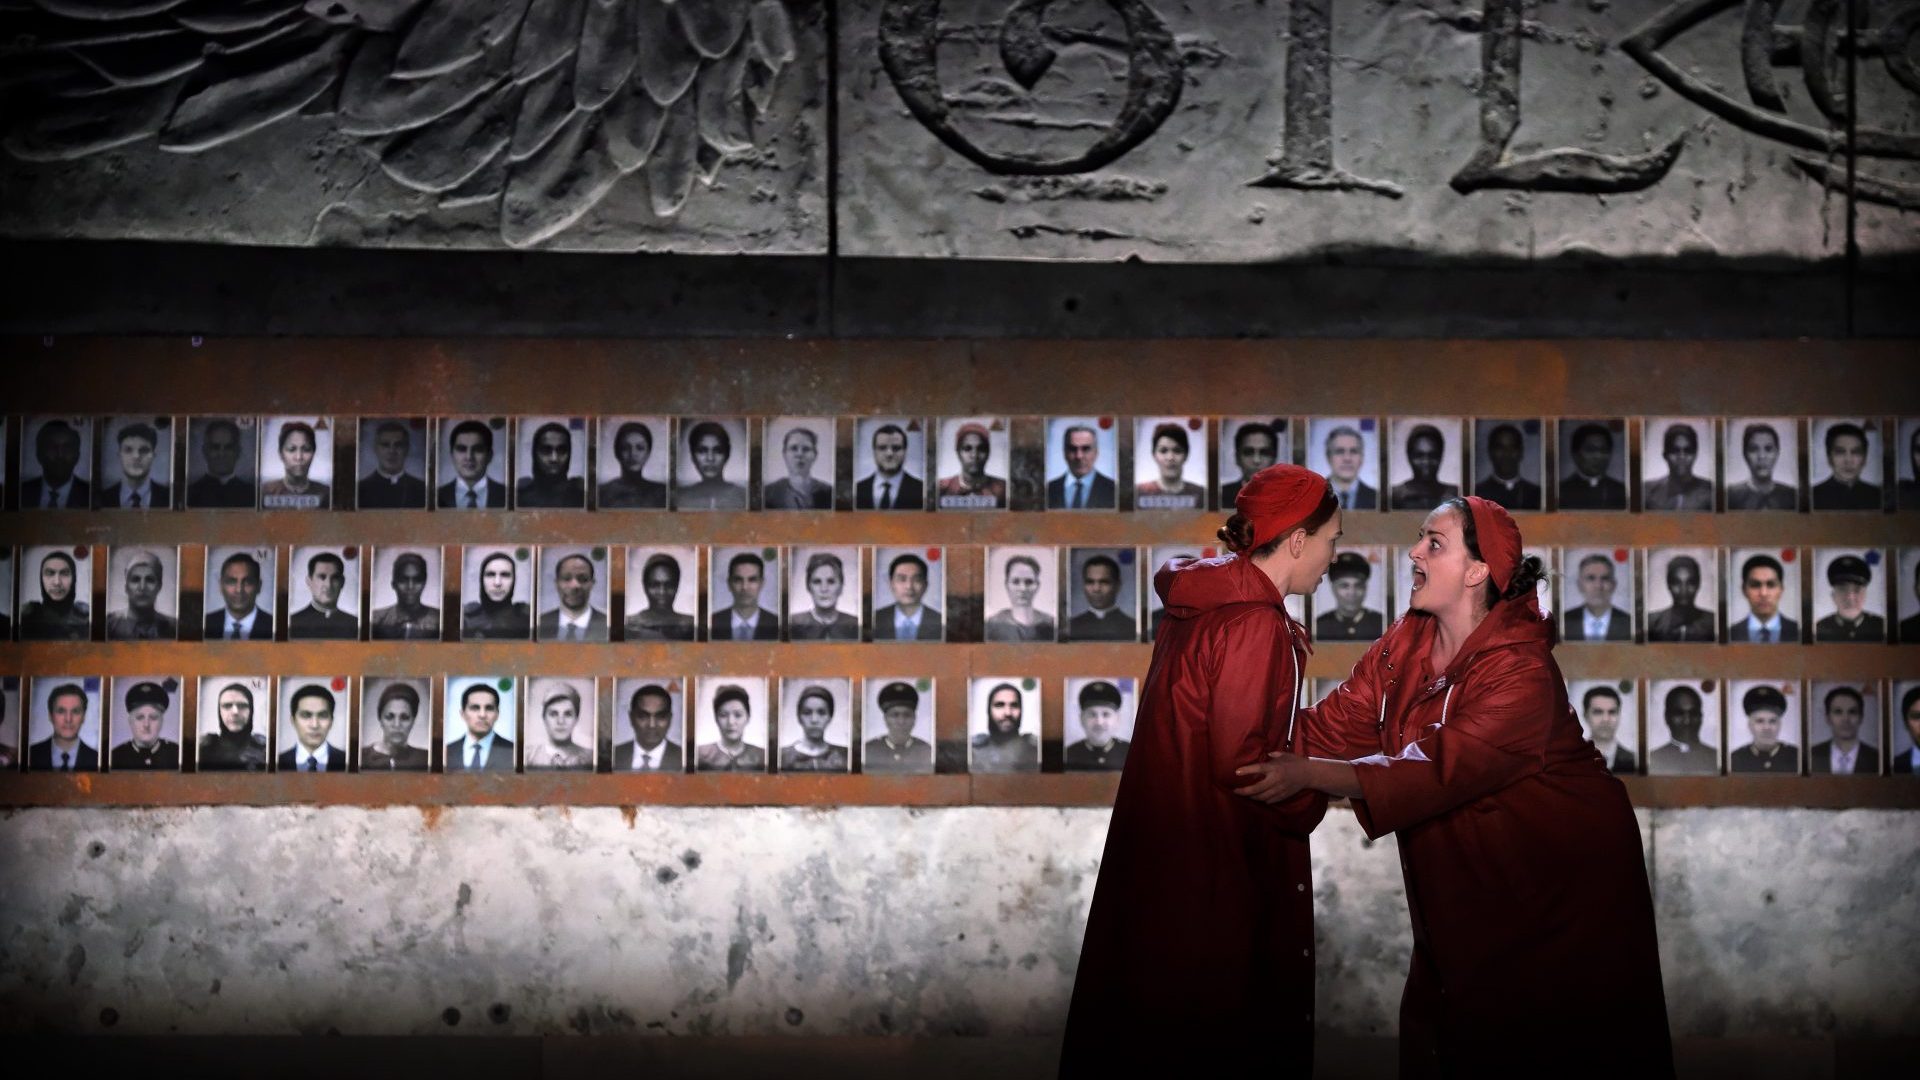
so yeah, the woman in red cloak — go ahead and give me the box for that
[1238,496,1672,1078]
[1060,464,1340,1076]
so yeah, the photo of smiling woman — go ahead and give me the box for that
[1240,496,1671,1077]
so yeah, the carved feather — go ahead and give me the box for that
[602,69,669,171]
[574,0,638,111]
[36,1,188,19]
[3,73,186,160]
[381,77,513,191]
[159,21,348,151]
[509,60,574,161]
[338,29,507,135]
[302,0,429,33]
[392,0,526,80]
[68,30,204,88]
[502,108,621,245]
[673,0,746,61]
[172,0,306,36]
[742,53,775,116]
[747,0,793,68]
[635,0,700,106]
[643,91,698,215]
[694,41,750,154]
[510,0,583,84]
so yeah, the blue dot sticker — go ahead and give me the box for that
[1523,419,1541,434]
[1118,549,1135,565]
[155,416,172,430]
[84,677,100,692]
[1271,418,1288,433]
[1120,678,1135,693]
[569,417,585,430]
[2,676,17,691]
[1360,418,1376,432]
[163,677,180,693]
[490,418,506,429]
[1865,550,1882,566]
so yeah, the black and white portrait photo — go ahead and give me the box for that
[18,544,93,642]
[1045,417,1117,511]
[1809,418,1884,511]
[1221,418,1291,509]
[185,416,258,509]
[1064,676,1136,772]
[1387,416,1463,511]
[1307,417,1378,511]
[1133,417,1208,511]
[1641,418,1716,512]
[196,675,271,772]
[872,547,945,643]
[1725,417,1801,511]
[1471,418,1544,512]
[108,677,183,772]
[21,416,92,510]
[1645,679,1722,776]
[708,546,780,642]
[369,547,443,642]
[1569,679,1638,775]
[0,548,11,642]
[968,677,1040,773]
[984,546,1058,643]
[535,545,611,643]
[1891,681,1920,775]
[288,546,362,642]
[677,416,750,511]
[763,417,837,511]
[276,678,351,773]
[26,676,102,772]
[854,416,927,511]
[445,677,518,772]
[460,545,533,642]
[863,678,934,774]
[514,416,589,510]
[1725,548,1802,644]
[1812,548,1889,644]
[788,546,862,641]
[1313,548,1388,643]
[95,416,174,510]
[595,416,672,510]
[1645,547,1720,644]
[612,678,685,772]
[1897,419,1920,511]
[105,545,180,642]
[360,677,433,772]
[203,546,275,641]
[1807,682,1881,776]
[259,416,333,511]
[355,417,431,510]
[1560,548,1635,643]
[0,677,19,768]
[1555,418,1628,511]
[694,676,769,773]
[935,416,1009,511]
[525,677,598,770]
[1898,547,1920,645]
[1726,680,1801,775]
[1063,548,1139,643]
[779,677,854,772]
[624,546,698,642]
[437,416,510,510]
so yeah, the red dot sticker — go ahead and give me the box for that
[1613,549,1628,563]
[1097,416,1113,429]
[1781,549,1796,562]
[1700,679,1716,693]
[1202,547,1217,558]
[73,546,89,559]
[1187,417,1203,430]
[331,676,348,691]
[343,546,358,560]
[926,548,941,561]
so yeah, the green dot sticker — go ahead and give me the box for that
[763,547,778,560]
[1021,678,1036,691]
[515,547,530,561]
[592,546,607,561]
[916,678,932,692]
[497,677,514,693]
[1618,680,1633,693]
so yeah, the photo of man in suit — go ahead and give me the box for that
[447,682,515,771]
[1647,554,1716,643]
[537,550,609,642]
[27,681,98,772]
[613,683,683,771]
[438,420,507,509]
[872,551,944,642]
[1319,424,1376,510]
[1557,422,1628,510]
[278,683,346,772]
[1815,554,1887,643]
[203,550,273,641]
[1066,553,1136,642]
[22,418,90,510]
[186,418,256,508]
[1900,554,1920,644]
[1563,553,1632,642]
[1046,423,1116,510]
[1314,552,1385,642]
[1811,422,1881,510]
[855,422,924,510]
[1220,421,1280,508]
[863,681,933,773]
[1648,684,1718,775]
[97,420,171,510]
[1728,684,1799,774]
[1580,685,1637,775]
[1472,422,1542,511]
[1895,685,1920,774]
[709,551,779,641]
[289,550,359,641]
[1809,685,1880,775]
[1728,553,1799,643]
[357,419,429,509]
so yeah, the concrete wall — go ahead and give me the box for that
[3,806,1914,1039]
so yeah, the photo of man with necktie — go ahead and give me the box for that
[613,678,685,772]
[855,416,927,510]
[535,545,611,643]
[445,677,518,772]
[202,547,276,641]
[20,416,93,511]
[276,679,350,773]
[95,416,175,510]
[25,676,102,772]
[1725,548,1802,644]
[1306,417,1380,511]
[1045,416,1117,510]
[436,416,510,510]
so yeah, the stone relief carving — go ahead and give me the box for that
[1,0,813,248]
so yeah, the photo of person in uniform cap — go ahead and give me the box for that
[1314,552,1384,641]
[109,680,179,771]
[1646,554,1716,643]
[1064,680,1130,771]
[1815,554,1886,643]
[864,681,933,773]
[1810,422,1881,510]
[1728,685,1799,774]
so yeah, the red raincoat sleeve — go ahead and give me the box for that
[1350,653,1557,840]
[1298,640,1387,760]
[1204,607,1327,836]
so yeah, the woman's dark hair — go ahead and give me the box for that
[1440,496,1548,609]
[1216,485,1339,558]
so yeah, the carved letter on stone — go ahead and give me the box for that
[1248,0,1402,197]
[877,0,1184,175]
